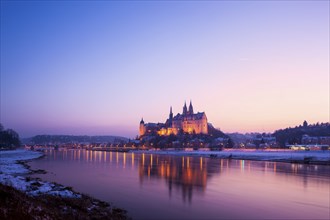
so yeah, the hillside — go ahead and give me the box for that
[22,135,128,145]
[273,122,330,147]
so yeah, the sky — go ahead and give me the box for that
[1,1,329,138]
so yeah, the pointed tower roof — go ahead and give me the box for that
[183,101,187,115]
[140,117,144,124]
[188,100,194,114]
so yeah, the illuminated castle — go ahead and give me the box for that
[139,101,208,137]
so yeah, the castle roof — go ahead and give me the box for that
[145,123,165,128]
[173,112,205,120]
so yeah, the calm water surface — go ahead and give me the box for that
[28,149,330,219]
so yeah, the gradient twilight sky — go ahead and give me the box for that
[1,1,329,138]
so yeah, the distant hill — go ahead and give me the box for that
[22,135,129,145]
[273,122,330,147]
[207,123,229,138]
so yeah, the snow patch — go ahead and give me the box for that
[131,149,330,163]
[0,149,81,198]
[0,149,43,174]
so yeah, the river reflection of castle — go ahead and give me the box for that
[136,153,330,203]
[138,154,221,203]
[47,150,330,200]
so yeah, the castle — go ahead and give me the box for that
[139,101,208,137]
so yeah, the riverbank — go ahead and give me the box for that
[130,149,330,165]
[0,149,129,219]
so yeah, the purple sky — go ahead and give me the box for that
[1,1,329,138]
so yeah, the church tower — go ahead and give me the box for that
[183,101,187,115]
[188,100,194,115]
[139,118,146,137]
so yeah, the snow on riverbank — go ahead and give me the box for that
[0,149,81,198]
[0,149,43,174]
[131,149,330,164]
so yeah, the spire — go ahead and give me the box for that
[169,106,173,126]
[188,100,194,114]
[169,106,173,119]
[183,101,187,115]
[140,117,144,124]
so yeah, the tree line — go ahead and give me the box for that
[273,122,330,147]
[0,124,21,150]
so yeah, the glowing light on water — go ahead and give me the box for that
[240,160,245,172]
[132,153,135,167]
[123,152,126,168]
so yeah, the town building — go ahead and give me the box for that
[301,134,330,145]
[139,101,208,137]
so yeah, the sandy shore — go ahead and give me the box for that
[0,149,129,219]
[130,149,330,165]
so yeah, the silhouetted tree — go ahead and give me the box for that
[303,120,308,127]
[227,138,234,148]
[0,125,21,149]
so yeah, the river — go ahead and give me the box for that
[28,149,330,219]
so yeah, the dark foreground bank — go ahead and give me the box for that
[0,150,130,220]
[0,183,129,220]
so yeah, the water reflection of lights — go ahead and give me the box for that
[132,153,135,167]
[138,155,210,203]
[45,150,330,194]
[98,151,101,163]
[142,153,145,166]
[123,152,126,168]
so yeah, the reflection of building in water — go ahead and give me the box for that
[138,154,221,203]
[233,159,330,188]
[49,150,330,192]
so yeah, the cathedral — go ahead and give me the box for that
[139,101,208,137]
